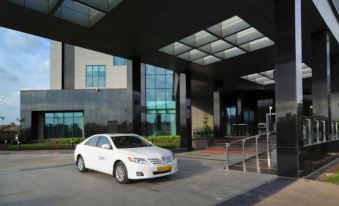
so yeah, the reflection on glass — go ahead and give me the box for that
[44,111,84,138]
[145,64,176,136]
[86,65,106,87]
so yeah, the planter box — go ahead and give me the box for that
[192,139,209,149]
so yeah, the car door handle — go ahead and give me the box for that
[99,155,106,160]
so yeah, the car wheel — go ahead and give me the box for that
[114,162,129,184]
[77,155,88,172]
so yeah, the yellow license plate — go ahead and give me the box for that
[157,166,172,172]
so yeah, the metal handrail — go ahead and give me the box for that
[303,117,339,146]
[225,132,272,173]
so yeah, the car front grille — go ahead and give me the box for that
[148,158,162,164]
[148,155,172,164]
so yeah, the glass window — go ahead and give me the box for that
[146,89,156,102]
[97,136,112,148]
[146,65,155,74]
[85,136,100,147]
[111,135,152,148]
[113,56,127,66]
[155,75,166,88]
[86,65,106,87]
[44,111,84,139]
[156,89,166,101]
[165,74,173,88]
[144,64,176,136]
[156,67,166,74]
[146,75,156,88]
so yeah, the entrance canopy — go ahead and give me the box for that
[1,0,339,90]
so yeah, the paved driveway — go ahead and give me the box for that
[0,153,339,206]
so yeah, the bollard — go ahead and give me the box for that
[71,140,74,149]
[17,141,20,149]
[4,140,7,150]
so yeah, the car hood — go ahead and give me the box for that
[118,146,171,158]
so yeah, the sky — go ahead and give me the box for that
[0,27,50,124]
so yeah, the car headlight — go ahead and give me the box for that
[128,157,149,164]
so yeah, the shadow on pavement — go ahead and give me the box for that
[131,158,212,183]
[216,177,295,206]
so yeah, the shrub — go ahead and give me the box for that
[145,135,180,149]
[45,137,84,145]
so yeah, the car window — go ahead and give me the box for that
[111,135,152,149]
[84,136,100,147]
[97,136,112,149]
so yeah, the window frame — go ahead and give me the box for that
[86,65,106,88]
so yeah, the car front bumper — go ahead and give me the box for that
[126,158,178,180]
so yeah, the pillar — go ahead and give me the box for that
[274,0,303,177]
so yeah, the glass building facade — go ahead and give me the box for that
[44,112,84,138]
[145,64,176,136]
[86,65,106,87]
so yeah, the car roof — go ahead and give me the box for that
[92,133,140,137]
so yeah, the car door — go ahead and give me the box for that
[82,135,100,170]
[96,136,115,174]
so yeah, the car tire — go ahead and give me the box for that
[76,155,88,173]
[114,162,129,184]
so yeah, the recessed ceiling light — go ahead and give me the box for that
[158,15,274,65]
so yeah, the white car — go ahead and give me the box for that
[74,133,178,184]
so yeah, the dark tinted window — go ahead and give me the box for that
[97,136,112,148]
[85,136,100,147]
[111,136,152,149]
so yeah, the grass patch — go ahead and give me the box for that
[323,173,339,184]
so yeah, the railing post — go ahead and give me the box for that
[242,139,246,172]
[307,119,312,145]
[225,143,230,172]
[255,136,260,173]
[336,122,339,140]
[266,132,271,169]
[322,120,326,142]
[316,120,320,143]
[331,122,335,140]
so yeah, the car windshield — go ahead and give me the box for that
[111,135,153,149]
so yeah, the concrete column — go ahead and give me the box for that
[274,0,303,177]
[62,43,75,89]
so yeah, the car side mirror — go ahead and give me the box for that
[101,144,112,150]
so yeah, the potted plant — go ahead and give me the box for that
[192,114,213,149]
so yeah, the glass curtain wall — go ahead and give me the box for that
[225,106,236,136]
[44,112,84,138]
[145,64,176,136]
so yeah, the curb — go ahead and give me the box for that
[0,149,74,155]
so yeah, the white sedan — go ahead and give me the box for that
[74,133,178,184]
